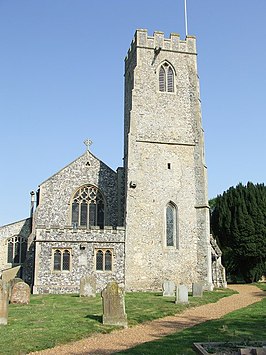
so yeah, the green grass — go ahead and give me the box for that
[0,288,234,354]
[116,284,266,355]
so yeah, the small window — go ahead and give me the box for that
[105,250,112,271]
[53,249,71,272]
[95,249,113,272]
[166,202,178,247]
[53,250,61,271]
[62,250,70,271]
[158,63,175,93]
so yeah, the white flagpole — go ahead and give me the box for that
[184,0,188,37]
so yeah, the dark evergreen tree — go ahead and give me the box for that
[210,182,266,282]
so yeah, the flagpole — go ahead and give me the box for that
[184,0,188,37]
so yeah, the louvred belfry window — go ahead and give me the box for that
[159,66,166,91]
[71,185,105,228]
[159,63,174,92]
[167,66,174,92]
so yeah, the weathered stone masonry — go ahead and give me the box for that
[124,30,212,290]
[0,29,226,293]
[33,227,125,294]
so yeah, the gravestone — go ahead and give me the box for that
[0,280,10,325]
[192,283,203,297]
[175,284,189,304]
[2,266,21,282]
[80,275,96,297]
[101,281,128,327]
[10,281,30,305]
[163,280,176,296]
[9,278,24,301]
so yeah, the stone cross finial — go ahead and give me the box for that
[84,139,93,152]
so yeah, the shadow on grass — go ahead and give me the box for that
[85,314,102,323]
[115,297,266,355]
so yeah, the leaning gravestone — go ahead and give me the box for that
[192,283,203,297]
[2,266,21,282]
[10,281,30,305]
[175,284,189,304]
[101,281,128,327]
[80,275,96,297]
[0,280,9,325]
[163,280,176,296]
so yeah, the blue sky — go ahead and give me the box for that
[0,0,265,226]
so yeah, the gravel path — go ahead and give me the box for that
[31,285,264,355]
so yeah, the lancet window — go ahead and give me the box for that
[159,63,174,92]
[71,185,105,228]
[166,202,178,247]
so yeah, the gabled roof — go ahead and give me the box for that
[39,150,117,187]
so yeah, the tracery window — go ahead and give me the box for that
[166,202,178,247]
[53,249,71,271]
[7,236,27,265]
[71,185,105,228]
[159,63,174,92]
[95,249,113,271]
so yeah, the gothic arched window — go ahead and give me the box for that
[7,236,27,265]
[159,63,174,93]
[166,202,178,247]
[71,185,105,228]
[95,249,113,272]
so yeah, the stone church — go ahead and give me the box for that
[0,30,226,293]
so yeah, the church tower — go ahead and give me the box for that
[124,30,212,290]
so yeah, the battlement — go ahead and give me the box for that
[126,29,197,61]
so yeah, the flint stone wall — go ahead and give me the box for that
[34,152,120,229]
[33,227,125,294]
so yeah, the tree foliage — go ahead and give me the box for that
[211,182,266,283]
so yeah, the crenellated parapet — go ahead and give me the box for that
[125,29,197,62]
